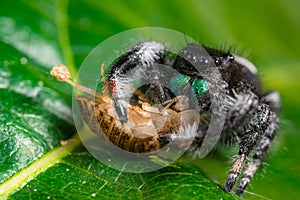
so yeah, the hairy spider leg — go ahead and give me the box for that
[224,103,274,194]
[107,41,166,123]
[236,91,280,196]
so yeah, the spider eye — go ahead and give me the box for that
[214,57,221,66]
[228,54,234,62]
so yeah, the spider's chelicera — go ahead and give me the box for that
[107,41,281,196]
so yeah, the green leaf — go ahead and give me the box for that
[1,0,300,199]
[8,145,238,200]
[0,43,75,185]
[0,90,62,183]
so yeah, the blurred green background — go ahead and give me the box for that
[1,0,300,199]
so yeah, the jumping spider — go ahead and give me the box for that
[106,41,281,196]
[51,40,280,196]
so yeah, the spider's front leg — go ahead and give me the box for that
[236,91,280,196]
[224,91,280,196]
[107,41,166,123]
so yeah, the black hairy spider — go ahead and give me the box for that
[107,41,281,196]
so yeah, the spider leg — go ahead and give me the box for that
[224,103,272,193]
[261,91,281,113]
[107,41,166,123]
[236,91,281,196]
[236,112,279,196]
[223,91,259,133]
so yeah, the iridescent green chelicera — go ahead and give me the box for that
[170,74,208,98]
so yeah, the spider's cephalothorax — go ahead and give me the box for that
[107,41,281,196]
